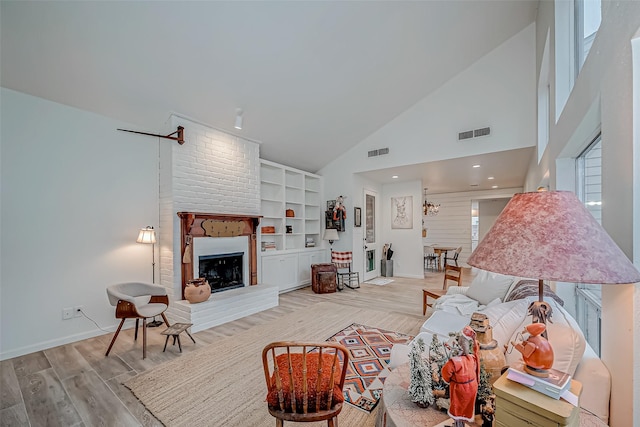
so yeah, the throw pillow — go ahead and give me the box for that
[504,298,586,376]
[267,353,344,413]
[465,270,515,305]
[504,280,565,306]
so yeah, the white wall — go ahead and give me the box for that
[380,180,423,278]
[477,198,510,243]
[423,188,521,268]
[528,2,640,425]
[1,88,160,359]
[319,24,536,277]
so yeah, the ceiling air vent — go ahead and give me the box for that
[458,130,474,140]
[368,147,390,157]
[474,127,491,137]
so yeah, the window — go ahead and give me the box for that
[555,0,601,120]
[575,134,602,355]
[575,0,601,72]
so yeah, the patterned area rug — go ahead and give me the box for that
[326,323,413,412]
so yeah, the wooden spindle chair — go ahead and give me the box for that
[262,341,349,427]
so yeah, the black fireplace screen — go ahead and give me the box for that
[198,252,244,293]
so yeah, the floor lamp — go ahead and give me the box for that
[137,226,163,327]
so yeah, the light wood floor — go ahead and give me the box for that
[0,268,473,427]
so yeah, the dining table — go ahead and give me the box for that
[430,245,457,271]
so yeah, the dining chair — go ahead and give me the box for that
[444,246,462,266]
[105,282,170,359]
[423,246,438,271]
[442,264,463,289]
[262,341,350,426]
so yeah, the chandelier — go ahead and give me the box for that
[423,189,440,216]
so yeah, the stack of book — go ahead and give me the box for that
[261,241,277,251]
[506,362,571,400]
[305,237,315,247]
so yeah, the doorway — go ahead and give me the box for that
[363,189,379,280]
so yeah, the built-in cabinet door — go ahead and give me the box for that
[298,250,328,284]
[261,254,298,292]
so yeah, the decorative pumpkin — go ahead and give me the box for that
[185,278,211,303]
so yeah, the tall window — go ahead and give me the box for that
[575,134,602,354]
[575,0,601,72]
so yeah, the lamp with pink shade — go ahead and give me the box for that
[467,191,640,377]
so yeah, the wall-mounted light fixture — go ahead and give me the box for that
[234,108,244,130]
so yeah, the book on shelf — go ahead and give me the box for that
[506,362,571,400]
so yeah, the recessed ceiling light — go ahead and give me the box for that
[492,185,499,189]
[473,164,481,168]
[488,176,495,180]
[392,175,398,179]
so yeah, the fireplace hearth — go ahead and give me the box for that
[199,252,244,293]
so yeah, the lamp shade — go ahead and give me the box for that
[136,226,156,244]
[323,228,339,242]
[467,191,640,284]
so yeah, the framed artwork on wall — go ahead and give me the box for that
[391,196,413,229]
[354,207,362,227]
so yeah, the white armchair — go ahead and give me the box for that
[105,282,170,359]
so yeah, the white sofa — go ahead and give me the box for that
[390,270,611,425]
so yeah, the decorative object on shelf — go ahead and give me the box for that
[323,228,339,251]
[261,226,276,234]
[510,323,554,378]
[441,326,480,427]
[184,277,211,303]
[182,234,193,264]
[202,219,244,237]
[136,226,157,283]
[117,126,185,145]
[354,207,362,227]
[391,196,413,228]
[423,188,440,216]
[408,338,434,408]
[325,199,345,231]
[468,190,640,376]
[333,195,347,220]
[285,208,295,217]
[286,225,293,234]
[469,312,506,384]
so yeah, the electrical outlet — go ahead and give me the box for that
[73,306,84,318]
[62,308,73,320]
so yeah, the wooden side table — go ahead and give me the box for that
[161,323,196,353]
[493,372,582,427]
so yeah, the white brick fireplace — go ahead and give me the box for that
[159,116,278,332]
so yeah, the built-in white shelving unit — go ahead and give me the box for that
[259,160,327,292]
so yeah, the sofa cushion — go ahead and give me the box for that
[465,270,515,305]
[504,298,586,376]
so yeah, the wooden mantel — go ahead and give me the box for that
[177,212,262,300]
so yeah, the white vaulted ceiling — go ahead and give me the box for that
[1,1,538,179]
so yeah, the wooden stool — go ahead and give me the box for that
[161,323,196,353]
[422,289,447,315]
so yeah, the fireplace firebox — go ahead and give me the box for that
[199,252,244,293]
